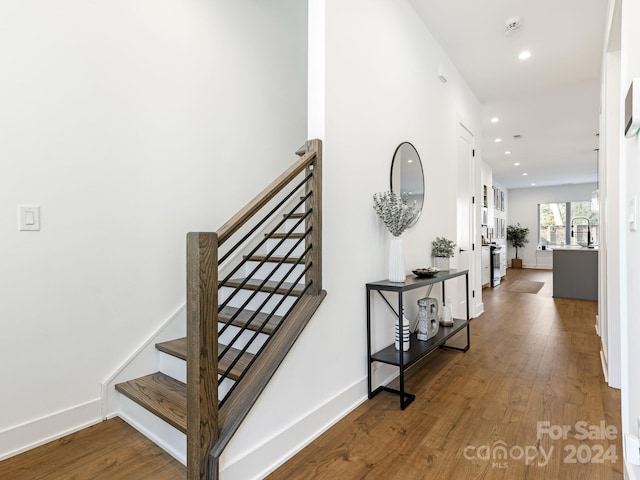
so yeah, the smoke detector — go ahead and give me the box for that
[504,16,522,36]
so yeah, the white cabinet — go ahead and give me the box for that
[481,246,490,286]
[500,248,506,277]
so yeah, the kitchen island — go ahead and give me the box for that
[552,247,598,301]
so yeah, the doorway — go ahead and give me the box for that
[455,123,475,319]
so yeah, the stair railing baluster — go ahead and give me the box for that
[218,226,311,338]
[217,243,312,375]
[186,139,323,480]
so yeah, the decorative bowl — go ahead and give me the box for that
[412,267,439,278]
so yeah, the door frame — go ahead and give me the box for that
[457,121,480,318]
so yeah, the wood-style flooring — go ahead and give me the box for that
[0,417,185,479]
[268,268,622,479]
[0,269,622,479]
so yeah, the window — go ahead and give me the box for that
[538,201,599,247]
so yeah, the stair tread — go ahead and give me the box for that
[285,212,305,219]
[115,372,186,433]
[243,254,305,264]
[220,305,283,335]
[267,232,305,239]
[155,338,255,380]
[222,278,304,296]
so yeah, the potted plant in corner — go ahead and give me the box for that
[431,237,456,271]
[507,223,529,268]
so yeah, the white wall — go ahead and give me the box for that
[617,0,640,475]
[221,1,482,477]
[0,0,307,458]
[507,183,598,267]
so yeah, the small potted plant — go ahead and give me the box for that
[431,236,456,271]
[507,223,529,268]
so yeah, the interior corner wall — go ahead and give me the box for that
[0,0,307,457]
[220,0,481,477]
[619,0,640,474]
[507,183,598,268]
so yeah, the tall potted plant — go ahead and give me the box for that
[507,223,529,268]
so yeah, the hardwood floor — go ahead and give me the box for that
[268,268,622,480]
[0,417,185,479]
[0,269,621,479]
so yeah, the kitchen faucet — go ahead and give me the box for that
[570,216,592,246]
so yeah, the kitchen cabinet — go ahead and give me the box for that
[500,247,506,277]
[481,246,490,286]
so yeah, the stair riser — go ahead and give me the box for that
[159,351,186,384]
[218,323,269,354]
[157,351,236,401]
[265,238,306,257]
[219,286,298,317]
[284,219,305,233]
[244,261,306,283]
[119,396,186,465]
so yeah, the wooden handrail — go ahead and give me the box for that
[187,139,323,480]
[216,150,316,245]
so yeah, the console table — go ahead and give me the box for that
[366,269,470,409]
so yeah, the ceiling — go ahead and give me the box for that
[409,0,607,189]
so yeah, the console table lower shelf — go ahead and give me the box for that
[368,318,469,409]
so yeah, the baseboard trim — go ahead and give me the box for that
[220,375,375,480]
[0,399,101,461]
[600,350,609,384]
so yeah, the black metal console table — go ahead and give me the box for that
[366,269,470,409]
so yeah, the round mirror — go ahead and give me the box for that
[390,142,424,227]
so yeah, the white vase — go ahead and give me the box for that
[388,237,406,282]
[433,256,450,271]
[395,316,410,351]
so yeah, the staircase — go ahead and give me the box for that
[113,140,325,479]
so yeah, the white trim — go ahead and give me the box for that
[101,305,186,419]
[627,460,640,480]
[116,397,186,465]
[220,373,393,479]
[0,399,101,460]
[600,350,609,384]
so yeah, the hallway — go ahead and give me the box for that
[269,268,622,479]
[0,269,621,479]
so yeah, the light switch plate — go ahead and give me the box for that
[18,205,40,231]
[630,197,638,232]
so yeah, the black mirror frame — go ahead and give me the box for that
[390,141,425,228]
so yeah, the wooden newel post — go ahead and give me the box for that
[301,139,322,296]
[186,232,220,480]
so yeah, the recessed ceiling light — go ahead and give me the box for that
[531,183,536,186]
[523,172,528,176]
[407,159,413,163]
[494,138,502,143]
[514,162,520,166]
[505,151,512,155]
[518,51,531,60]
[491,117,499,123]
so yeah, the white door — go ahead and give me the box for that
[455,124,475,319]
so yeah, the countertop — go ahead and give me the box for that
[550,246,599,252]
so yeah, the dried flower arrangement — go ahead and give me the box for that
[372,191,419,237]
